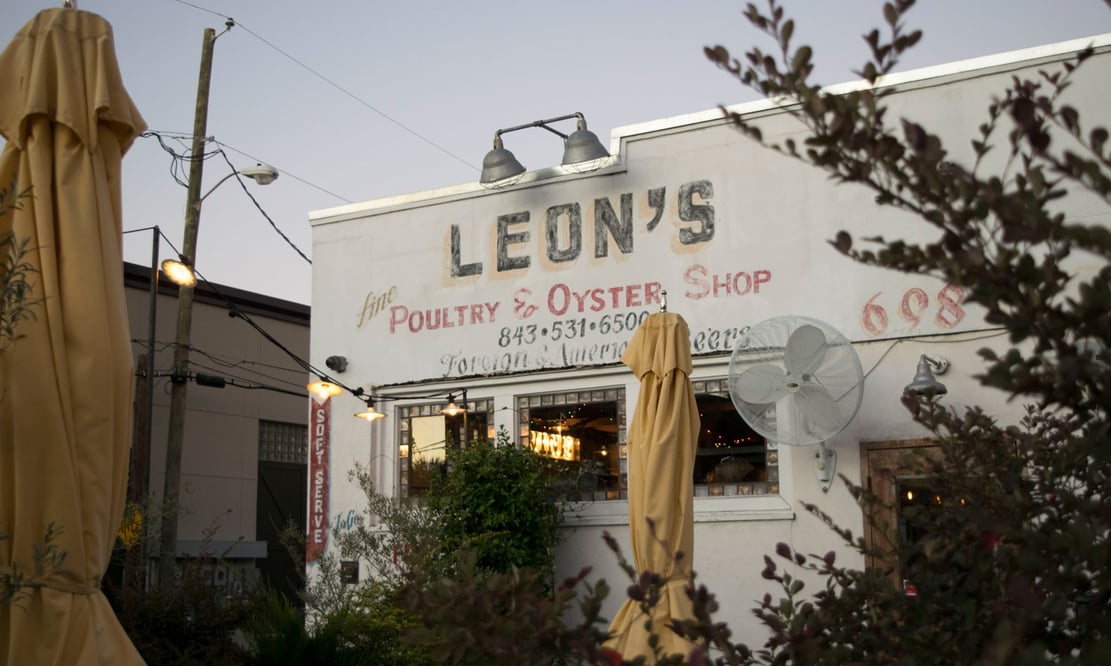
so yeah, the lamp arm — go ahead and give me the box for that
[493,112,586,144]
[197,171,238,204]
[922,354,950,375]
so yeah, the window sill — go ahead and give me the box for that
[560,494,795,527]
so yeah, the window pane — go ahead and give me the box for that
[399,398,493,497]
[695,392,769,490]
[516,388,625,501]
[258,420,307,464]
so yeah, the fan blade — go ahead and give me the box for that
[795,384,843,438]
[735,364,790,404]
[786,324,827,376]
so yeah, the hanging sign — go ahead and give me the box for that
[307,396,331,564]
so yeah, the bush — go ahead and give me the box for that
[422,427,566,583]
[243,584,432,666]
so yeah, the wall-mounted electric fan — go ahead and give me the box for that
[727,315,864,448]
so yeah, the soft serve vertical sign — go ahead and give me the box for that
[306,394,331,564]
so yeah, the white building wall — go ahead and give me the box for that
[308,35,1111,645]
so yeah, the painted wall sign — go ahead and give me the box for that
[449,181,715,279]
[322,128,986,386]
[306,396,330,564]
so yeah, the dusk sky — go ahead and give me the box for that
[6,0,1110,304]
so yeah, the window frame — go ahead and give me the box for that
[515,386,627,501]
[691,377,778,497]
[397,397,494,497]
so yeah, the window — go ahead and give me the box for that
[516,388,626,501]
[258,419,308,463]
[398,397,493,497]
[692,378,776,496]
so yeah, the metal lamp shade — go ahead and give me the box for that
[562,127,609,165]
[480,145,526,184]
[904,356,948,397]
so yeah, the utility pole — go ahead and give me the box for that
[157,25,218,591]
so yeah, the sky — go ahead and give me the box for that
[5,1,1111,306]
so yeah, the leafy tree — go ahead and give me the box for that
[677,0,1111,663]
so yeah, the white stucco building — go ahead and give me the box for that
[306,35,1110,645]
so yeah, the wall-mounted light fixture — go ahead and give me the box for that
[814,442,836,492]
[480,112,610,186]
[325,355,348,373]
[903,354,950,398]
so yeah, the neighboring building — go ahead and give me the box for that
[306,35,1110,644]
[121,261,310,600]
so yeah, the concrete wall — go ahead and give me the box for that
[123,262,310,559]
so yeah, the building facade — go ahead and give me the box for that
[122,262,310,598]
[307,35,1110,644]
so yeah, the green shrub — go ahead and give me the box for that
[422,426,565,583]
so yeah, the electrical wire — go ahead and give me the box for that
[190,359,306,396]
[141,130,223,189]
[217,149,312,264]
[145,133,353,205]
[186,345,308,379]
[169,0,477,172]
[190,355,306,393]
[131,132,313,265]
[156,365,307,398]
[182,264,363,401]
[213,139,352,204]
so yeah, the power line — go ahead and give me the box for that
[189,351,307,391]
[184,264,365,402]
[132,134,313,265]
[216,149,312,265]
[213,139,352,204]
[170,0,478,172]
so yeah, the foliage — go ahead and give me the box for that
[683,0,1111,663]
[242,583,431,666]
[0,180,37,356]
[296,426,593,664]
[106,519,255,665]
[0,522,66,608]
[330,466,451,591]
[398,551,615,666]
[421,426,567,583]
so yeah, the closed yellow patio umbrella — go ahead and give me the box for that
[606,311,699,663]
[0,6,145,664]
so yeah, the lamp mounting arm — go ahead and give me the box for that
[922,354,950,375]
[491,112,587,146]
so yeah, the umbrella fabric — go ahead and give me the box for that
[606,312,699,662]
[0,8,145,663]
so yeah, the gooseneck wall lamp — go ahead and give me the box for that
[904,354,950,398]
[480,112,610,185]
